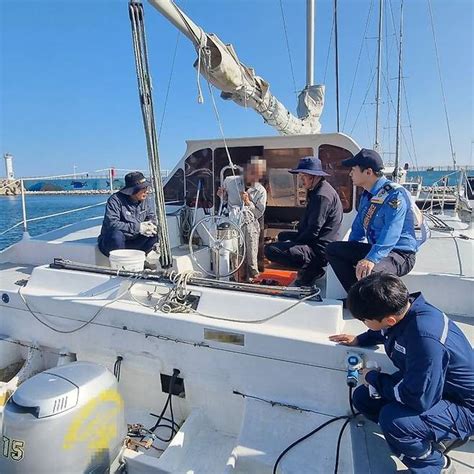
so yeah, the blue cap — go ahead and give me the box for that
[341,148,384,172]
[289,156,329,176]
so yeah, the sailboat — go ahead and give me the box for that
[0,1,472,473]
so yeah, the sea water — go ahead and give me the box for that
[0,195,107,250]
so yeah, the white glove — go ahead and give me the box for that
[139,221,157,237]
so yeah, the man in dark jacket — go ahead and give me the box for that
[98,171,158,257]
[330,274,474,474]
[264,156,343,286]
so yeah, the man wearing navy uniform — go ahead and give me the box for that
[330,274,473,473]
[326,148,418,292]
[98,171,158,257]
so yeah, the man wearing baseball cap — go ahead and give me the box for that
[326,148,418,292]
[98,171,158,257]
[264,156,343,286]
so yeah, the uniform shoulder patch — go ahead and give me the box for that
[388,198,402,209]
[383,183,394,192]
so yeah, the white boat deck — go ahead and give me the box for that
[0,216,472,473]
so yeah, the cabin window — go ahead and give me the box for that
[262,147,313,228]
[163,168,185,205]
[185,148,213,208]
[318,144,354,212]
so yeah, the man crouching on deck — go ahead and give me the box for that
[330,273,473,474]
[98,171,158,257]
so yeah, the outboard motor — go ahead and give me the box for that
[0,361,126,473]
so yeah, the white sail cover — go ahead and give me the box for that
[196,34,324,135]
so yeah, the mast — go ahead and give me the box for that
[334,0,340,132]
[306,0,315,87]
[374,0,383,153]
[394,0,404,182]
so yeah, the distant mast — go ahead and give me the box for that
[374,0,383,154]
[393,0,404,182]
[4,153,14,180]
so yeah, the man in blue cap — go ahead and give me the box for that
[264,156,343,286]
[329,273,473,474]
[326,148,418,292]
[98,171,158,257]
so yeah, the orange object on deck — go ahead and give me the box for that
[254,269,297,287]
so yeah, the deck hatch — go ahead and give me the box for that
[204,329,245,346]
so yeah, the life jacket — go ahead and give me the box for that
[363,182,430,248]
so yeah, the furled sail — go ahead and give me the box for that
[148,0,325,136]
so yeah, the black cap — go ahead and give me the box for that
[341,148,384,172]
[120,171,151,195]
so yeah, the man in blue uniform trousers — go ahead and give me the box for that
[326,148,419,292]
[98,171,158,257]
[264,156,343,286]
[330,273,474,473]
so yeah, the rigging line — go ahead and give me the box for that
[201,51,243,205]
[158,20,183,139]
[380,68,416,167]
[427,0,456,168]
[342,0,374,131]
[363,107,373,149]
[402,83,419,170]
[278,0,298,98]
[129,2,172,267]
[349,70,376,135]
[323,3,335,84]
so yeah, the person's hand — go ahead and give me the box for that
[356,259,375,280]
[329,334,359,346]
[217,187,226,199]
[241,191,251,206]
[139,221,157,237]
[361,366,381,386]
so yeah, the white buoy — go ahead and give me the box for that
[3,153,14,180]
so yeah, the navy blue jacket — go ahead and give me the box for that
[99,191,155,240]
[358,293,474,413]
[295,179,343,251]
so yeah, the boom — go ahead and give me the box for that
[147,0,325,135]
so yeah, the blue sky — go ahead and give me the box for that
[0,0,472,177]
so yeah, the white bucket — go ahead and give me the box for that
[109,249,146,271]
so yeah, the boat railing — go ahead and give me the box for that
[0,179,107,238]
[1,167,176,241]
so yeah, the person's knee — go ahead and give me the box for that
[264,244,277,260]
[109,230,126,247]
[325,241,344,259]
[379,403,412,438]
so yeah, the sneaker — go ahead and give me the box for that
[441,455,456,474]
